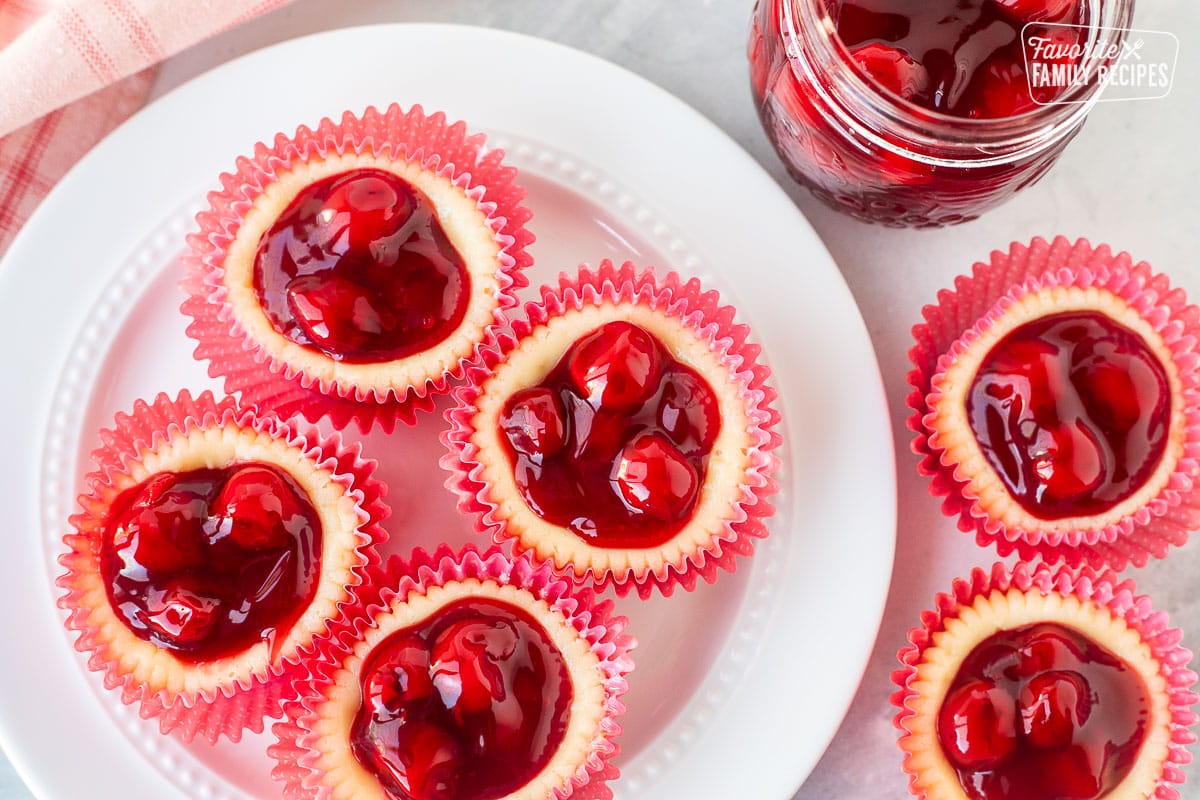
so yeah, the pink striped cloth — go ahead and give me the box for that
[0,0,295,256]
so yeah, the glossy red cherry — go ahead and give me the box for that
[108,473,206,574]
[970,58,1038,119]
[1019,669,1093,749]
[500,387,568,460]
[285,274,395,355]
[1077,363,1143,433]
[556,395,630,471]
[430,617,518,718]
[850,43,931,103]
[385,721,464,800]
[938,679,1019,769]
[316,169,417,251]
[1015,626,1078,677]
[1029,419,1102,506]
[212,465,306,551]
[143,580,221,645]
[364,634,435,719]
[657,369,721,457]
[611,432,700,521]
[119,472,182,518]
[993,0,1075,24]
[567,321,664,411]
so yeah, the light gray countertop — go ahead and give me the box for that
[2,1,1197,797]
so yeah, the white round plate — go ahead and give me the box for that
[0,23,895,800]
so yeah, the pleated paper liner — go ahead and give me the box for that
[441,261,782,598]
[891,562,1198,800]
[181,103,532,433]
[57,390,389,742]
[269,545,635,800]
[908,236,1200,569]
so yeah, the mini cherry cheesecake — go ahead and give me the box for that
[270,546,634,800]
[909,237,1200,569]
[182,104,532,432]
[57,391,389,742]
[442,262,781,597]
[892,563,1198,800]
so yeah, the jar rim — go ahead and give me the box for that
[781,0,1137,164]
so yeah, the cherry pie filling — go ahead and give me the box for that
[100,464,322,660]
[253,168,470,363]
[937,623,1150,800]
[498,320,722,548]
[832,0,1089,119]
[350,598,573,800]
[966,311,1171,520]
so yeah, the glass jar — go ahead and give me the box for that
[748,0,1135,228]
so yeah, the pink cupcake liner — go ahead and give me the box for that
[181,103,534,434]
[907,235,1200,570]
[269,544,635,800]
[57,390,390,743]
[440,261,782,598]
[891,562,1199,800]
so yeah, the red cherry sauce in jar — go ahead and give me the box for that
[350,598,573,800]
[497,321,721,548]
[253,168,470,363]
[834,0,1087,118]
[966,311,1171,519]
[937,623,1149,800]
[100,464,322,660]
[748,0,1130,227]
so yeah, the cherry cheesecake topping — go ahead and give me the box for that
[937,623,1150,800]
[967,311,1171,519]
[100,464,322,660]
[498,320,721,547]
[253,168,470,363]
[350,598,573,800]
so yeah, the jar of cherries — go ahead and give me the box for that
[748,0,1135,227]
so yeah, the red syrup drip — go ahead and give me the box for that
[350,598,573,800]
[966,311,1171,520]
[99,464,322,661]
[937,623,1150,800]
[831,0,1088,118]
[253,168,470,363]
[498,321,721,548]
